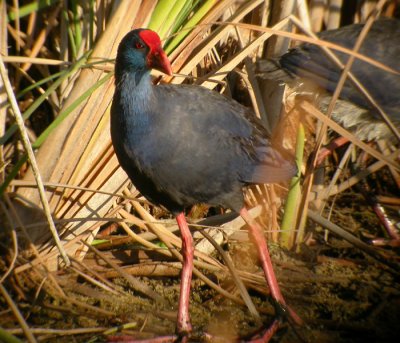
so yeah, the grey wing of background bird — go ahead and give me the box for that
[280,19,400,121]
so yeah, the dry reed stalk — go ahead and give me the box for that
[199,19,290,89]
[168,0,237,75]
[0,283,37,343]
[0,56,69,265]
[170,0,264,84]
[17,0,147,270]
[309,0,325,31]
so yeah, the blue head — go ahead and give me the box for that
[115,29,172,81]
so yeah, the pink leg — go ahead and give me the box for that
[175,212,194,339]
[106,214,193,343]
[240,208,302,325]
[240,208,285,303]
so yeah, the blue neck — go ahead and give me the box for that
[115,70,154,131]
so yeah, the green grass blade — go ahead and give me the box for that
[71,0,82,54]
[0,156,27,196]
[0,52,89,146]
[157,0,188,40]
[32,71,113,148]
[169,0,198,39]
[0,71,112,195]
[148,0,179,32]
[63,9,78,59]
[89,0,95,46]
[280,123,304,248]
[7,0,59,21]
[165,0,217,54]
[16,70,65,100]
[0,327,23,343]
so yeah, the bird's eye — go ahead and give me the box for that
[135,42,144,49]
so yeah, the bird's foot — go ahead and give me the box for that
[243,319,281,343]
[176,323,192,343]
[241,307,303,343]
[201,319,281,343]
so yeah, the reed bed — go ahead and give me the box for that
[1,0,399,342]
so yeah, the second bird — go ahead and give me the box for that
[258,18,400,142]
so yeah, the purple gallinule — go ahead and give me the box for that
[111,29,298,341]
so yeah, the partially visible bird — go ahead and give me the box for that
[257,19,400,247]
[111,29,298,341]
[258,18,400,142]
